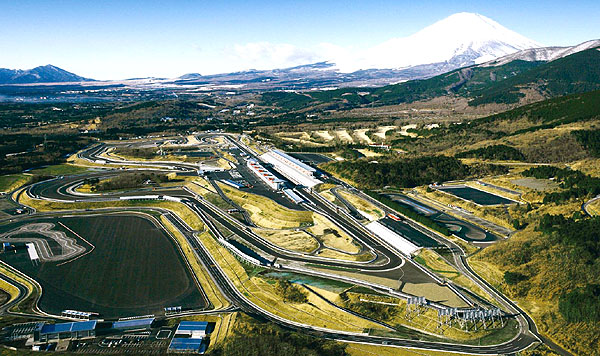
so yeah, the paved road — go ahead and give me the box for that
[0,133,550,354]
[583,194,600,217]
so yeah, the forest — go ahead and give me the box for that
[324,156,507,189]
[88,172,172,192]
[0,133,92,176]
[522,166,600,203]
[208,314,346,356]
[455,144,526,161]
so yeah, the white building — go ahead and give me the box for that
[260,149,322,188]
[247,159,285,190]
[365,221,420,256]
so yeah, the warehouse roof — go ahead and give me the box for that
[272,150,316,172]
[177,321,208,332]
[40,321,97,335]
[168,338,206,353]
[112,318,155,329]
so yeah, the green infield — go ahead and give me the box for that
[0,213,207,317]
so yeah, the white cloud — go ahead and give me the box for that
[227,42,324,70]
[219,13,541,74]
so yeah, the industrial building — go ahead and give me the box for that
[365,221,420,256]
[268,150,316,176]
[260,150,322,188]
[282,188,305,204]
[220,179,246,190]
[247,159,285,190]
[168,321,211,354]
[112,318,155,331]
[35,321,97,342]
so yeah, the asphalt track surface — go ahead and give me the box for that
[0,134,562,355]
[384,193,498,243]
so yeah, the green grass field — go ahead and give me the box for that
[0,174,30,193]
[29,164,91,176]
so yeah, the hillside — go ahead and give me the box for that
[310,90,600,355]
[260,45,600,111]
[0,65,91,84]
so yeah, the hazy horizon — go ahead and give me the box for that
[2,0,599,80]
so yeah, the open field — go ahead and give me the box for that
[354,128,373,144]
[274,125,427,147]
[308,213,362,255]
[0,214,206,317]
[346,343,476,356]
[17,192,205,231]
[218,183,313,229]
[0,262,38,313]
[338,189,384,220]
[373,125,397,140]
[0,174,31,193]
[219,182,367,259]
[29,164,91,176]
[511,177,559,191]
[314,248,372,262]
[254,228,319,253]
[0,276,20,305]
[415,249,498,306]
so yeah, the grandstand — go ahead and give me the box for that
[220,179,246,190]
[282,189,305,204]
[260,149,322,188]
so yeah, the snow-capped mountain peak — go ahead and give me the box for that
[333,12,543,72]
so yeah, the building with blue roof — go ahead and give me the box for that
[35,320,97,342]
[168,338,207,354]
[168,321,212,354]
[112,318,155,331]
[175,321,208,338]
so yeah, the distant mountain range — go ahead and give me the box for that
[0,12,544,87]
[0,65,92,85]
[0,11,598,104]
[261,44,600,110]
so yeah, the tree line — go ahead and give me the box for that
[87,173,172,192]
[455,144,526,161]
[522,166,600,204]
[324,155,507,189]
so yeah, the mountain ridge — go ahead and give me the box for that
[0,64,93,84]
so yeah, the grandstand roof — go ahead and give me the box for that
[272,150,316,172]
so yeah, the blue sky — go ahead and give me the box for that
[1,0,598,79]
